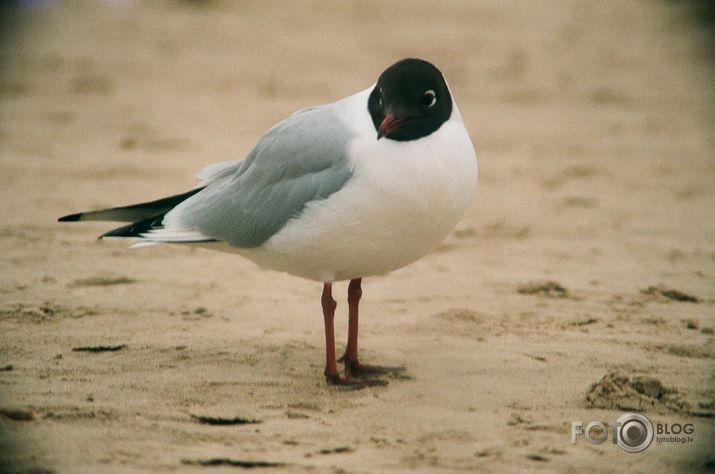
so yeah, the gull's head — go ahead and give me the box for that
[369,58,453,142]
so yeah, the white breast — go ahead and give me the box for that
[236,89,478,282]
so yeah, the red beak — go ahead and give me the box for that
[377,113,405,140]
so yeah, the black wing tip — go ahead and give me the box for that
[100,213,166,239]
[57,188,206,224]
[100,229,135,239]
[100,224,142,239]
[58,213,82,222]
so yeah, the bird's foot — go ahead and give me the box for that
[324,372,387,389]
[338,355,408,380]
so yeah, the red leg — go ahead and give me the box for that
[345,278,361,363]
[322,281,386,388]
[321,282,339,382]
[340,278,406,379]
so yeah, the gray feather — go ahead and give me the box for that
[165,106,354,247]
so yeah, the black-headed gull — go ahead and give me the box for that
[60,58,478,386]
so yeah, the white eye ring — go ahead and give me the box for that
[424,89,436,108]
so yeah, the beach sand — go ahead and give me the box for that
[1,1,713,472]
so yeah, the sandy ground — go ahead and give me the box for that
[1,1,714,472]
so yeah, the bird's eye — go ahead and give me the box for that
[422,90,437,108]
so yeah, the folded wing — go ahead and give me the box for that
[160,106,354,247]
[60,105,355,248]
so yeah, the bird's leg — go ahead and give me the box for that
[339,278,405,379]
[321,282,340,383]
[343,278,361,364]
[322,282,385,388]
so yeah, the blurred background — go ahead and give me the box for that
[0,0,712,242]
[0,1,713,472]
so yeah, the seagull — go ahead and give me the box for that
[59,58,478,386]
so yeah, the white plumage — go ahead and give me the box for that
[61,58,478,385]
[137,86,476,282]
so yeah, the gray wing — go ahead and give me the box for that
[164,106,354,248]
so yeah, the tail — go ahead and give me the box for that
[58,187,215,243]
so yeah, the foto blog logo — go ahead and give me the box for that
[571,412,695,453]
[571,413,654,453]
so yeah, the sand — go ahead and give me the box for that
[1,1,713,472]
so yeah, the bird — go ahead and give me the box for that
[59,58,478,387]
